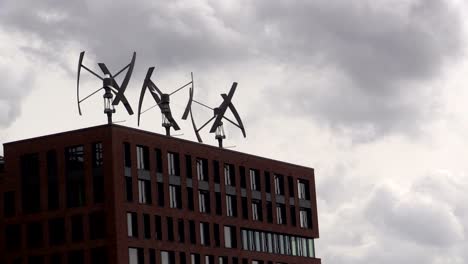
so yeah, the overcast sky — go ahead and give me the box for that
[1,0,468,263]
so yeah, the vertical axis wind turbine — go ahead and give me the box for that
[182,81,246,148]
[77,51,136,124]
[137,67,193,136]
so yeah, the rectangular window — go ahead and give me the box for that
[241,197,248,219]
[219,257,228,264]
[198,190,210,213]
[91,247,107,264]
[215,192,222,215]
[240,166,246,188]
[167,152,180,175]
[185,154,192,178]
[288,176,295,198]
[150,249,156,264]
[155,148,163,173]
[266,202,273,223]
[71,215,84,242]
[65,146,86,208]
[68,251,85,264]
[127,212,138,238]
[290,206,297,227]
[161,251,175,264]
[224,225,236,248]
[250,169,260,191]
[178,219,185,243]
[155,215,162,240]
[200,222,210,246]
[93,142,103,167]
[143,214,151,239]
[205,255,214,264]
[252,200,262,221]
[167,217,174,241]
[276,205,286,225]
[189,220,196,244]
[297,179,310,200]
[157,182,165,207]
[5,224,21,250]
[180,252,187,264]
[21,153,41,213]
[214,224,220,247]
[274,174,284,195]
[4,191,15,217]
[196,158,208,181]
[128,248,144,264]
[169,185,181,209]
[138,179,152,204]
[27,222,43,249]
[265,171,271,193]
[124,142,131,167]
[47,150,59,210]
[224,164,235,186]
[213,160,220,183]
[136,145,150,170]
[190,254,200,264]
[226,195,237,217]
[92,143,105,203]
[125,176,133,202]
[89,211,106,240]
[300,208,312,229]
[187,187,194,210]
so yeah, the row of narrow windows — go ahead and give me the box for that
[127,212,237,248]
[128,249,291,264]
[4,212,106,250]
[126,143,312,199]
[7,247,107,264]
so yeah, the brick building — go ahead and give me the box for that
[0,124,321,264]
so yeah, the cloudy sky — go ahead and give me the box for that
[1,0,468,263]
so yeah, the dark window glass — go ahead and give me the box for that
[189,220,196,244]
[5,224,21,250]
[178,219,185,243]
[136,145,150,170]
[274,174,285,195]
[21,153,40,213]
[68,250,84,264]
[179,252,187,264]
[200,222,210,246]
[196,158,208,181]
[240,166,246,188]
[167,152,180,175]
[47,150,59,210]
[191,254,200,264]
[125,176,133,202]
[71,215,84,242]
[27,222,43,248]
[155,215,162,240]
[224,164,236,186]
[213,160,220,183]
[290,206,297,227]
[28,256,44,264]
[138,179,152,204]
[241,197,248,219]
[48,218,65,245]
[93,143,104,203]
[214,224,220,247]
[288,176,295,198]
[127,212,138,238]
[4,191,15,217]
[215,192,222,215]
[232,257,239,264]
[265,171,271,193]
[50,254,62,264]
[89,211,106,240]
[143,214,151,239]
[91,247,107,264]
[124,142,131,167]
[65,145,86,208]
[185,155,192,178]
[167,217,174,241]
[187,187,194,211]
[266,202,273,223]
[149,249,156,264]
[157,182,165,207]
[155,148,163,173]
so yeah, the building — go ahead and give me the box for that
[0,124,321,264]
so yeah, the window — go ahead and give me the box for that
[51,254,62,264]
[4,191,15,217]
[250,169,260,191]
[224,164,235,186]
[274,174,284,195]
[215,192,222,215]
[124,142,131,167]
[5,224,21,250]
[127,212,138,237]
[161,251,175,264]
[226,195,237,217]
[167,217,174,241]
[300,208,312,229]
[214,224,220,247]
[93,142,103,167]
[219,256,228,264]
[196,158,208,181]
[92,143,105,203]
[27,222,43,248]
[241,197,248,219]
[143,214,151,239]
[198,190,210,213]
[155,215,162,240]
[71,215,84,242]
[49,218,65,245]
[190,253,200,264]
[213,160,220,183]
[65,146,86,208]
[155,148,163,173]
[89,211,106,240]
[168,152,180,175]
[169,185,181,209]
[185,155,192,178]
[200,222,210,246]
[138,179,152,204]
[150,249,156,264]
[189,220,196,244]
[224,225,236,248]
[136,145,149,170]
[240,166,246,188]
[157,182,165,207]
[180,252,187,264]
[252,200,262,221]
[276,205,286,225]
[47,150,59,210]
[187,187,194,210]
[205,255,214,264]
[265,171,271,193]
[178,219,185,242]
[21,153,41,212]
[297,179,310,200]
[290,206,297,227]
[266,202,273,223]
[125,176,133,202]
[129,248,144,264]
[28,256,44,264]
[91,247,107,264]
